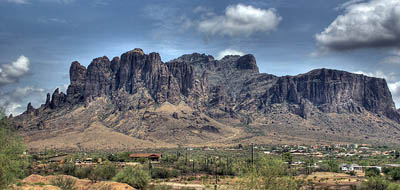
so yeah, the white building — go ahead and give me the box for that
[340,164,363,172]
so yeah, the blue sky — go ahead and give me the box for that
[1,0,400,115]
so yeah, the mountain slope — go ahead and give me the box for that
[12,48,400,151]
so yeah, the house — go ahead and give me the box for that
[340,164,363,172]
[129,153,162,162]
[340,164,349,171]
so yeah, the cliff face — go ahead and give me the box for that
[13,48,400,151]
[266,69,398,120]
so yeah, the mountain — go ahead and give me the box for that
[12,48,400,151]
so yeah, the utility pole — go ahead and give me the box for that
[192,160,195,173]
[214,157,218,190]
[185,150,188,165]
[251,143,254,166]
[149,160,152,177]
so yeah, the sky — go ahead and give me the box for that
[1,0,400,115]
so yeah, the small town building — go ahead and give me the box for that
[340,164,363,172]
[129,153,162,162]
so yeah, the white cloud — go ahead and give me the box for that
[0,55,30,86]
[388,81,400,109]
[5,0,27,4]
[193,6,212,14]
[381,56,400,65]
[335,0,366,10]
[380,49,400,65]
[3,0,76,4]
[316,0,400,51]
[216,49,245,60]
[0,86,46,116]
[37,18,68,24]
[198,4,282,37]
[353,70,396,80]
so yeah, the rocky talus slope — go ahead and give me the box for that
[12,48,400,151]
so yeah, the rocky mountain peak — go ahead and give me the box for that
[236,54,258,72]
[170,53,215,64]
[26,102,34,113]
[23,49,400,123]
[13,48,400,150]
[128,48,145,55]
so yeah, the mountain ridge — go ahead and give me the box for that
[12,48,400,151]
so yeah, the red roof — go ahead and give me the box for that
[129,153,161,158]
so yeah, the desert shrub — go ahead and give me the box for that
[365,168,381,177]
[389,168,400,181]
[152,185,173,190]
[348,171,356,176]
[151,167,179,179]
[237,156,303,190]
[383,167,392,175]
[48,162,61,173]
[74,166,92,179]
[0,109,28,189]
[360,176,389,190]
[388,183,400,190]
[115,152,131,162]
[94,162,117,181]
[113,166,150,189]
[135,157,148,164]
[50,176,77,190]
[88,163,117,182]
[61,162,76,176]
[327,160,339,173]
[88,167,102,183]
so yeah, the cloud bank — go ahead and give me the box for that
[216,49,245,59]
[0,86,46,116]
[316,0,400,51]
[0,55,30,86]
[198,4,282,37]
[5,0,27,4]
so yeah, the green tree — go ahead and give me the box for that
[365,168,381,177]
[50,176,77,190]
[61,162,76,176]
[89,162,116,181]
[327,160,339,173]
[113,166,150,189]
[282,152,293,168]
[304,158,314,175]
[74,166,92,179]
[0,108,27,189]
[389,168,400,181]
[360,176,389,190]
[238,157,302,190]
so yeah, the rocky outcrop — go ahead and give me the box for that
[50,88,67,109]
[16,48,400,139]
[236,54,258,71]
[264,69,399,121]
[27,102,35,113]
[45,93,51,107]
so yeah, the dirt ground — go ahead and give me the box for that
[15,174,135,190]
